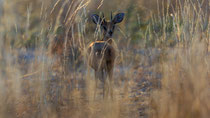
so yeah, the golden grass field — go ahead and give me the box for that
[0,0,209,118]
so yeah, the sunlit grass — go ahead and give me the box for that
[0,0,209,118]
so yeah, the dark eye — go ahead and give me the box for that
[103,26,107,31]
[112,26,115,30]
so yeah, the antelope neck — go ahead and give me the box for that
[102,36,112,41]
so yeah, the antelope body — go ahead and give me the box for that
[87,12,125,98]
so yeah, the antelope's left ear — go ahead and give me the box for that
[113,13,125,24]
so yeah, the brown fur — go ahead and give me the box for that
[88,13,124,98]
[88,40,116,72]
[87,39,116,98]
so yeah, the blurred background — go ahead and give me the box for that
[0,0,209,118]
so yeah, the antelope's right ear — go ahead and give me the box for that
[91,14,101,24]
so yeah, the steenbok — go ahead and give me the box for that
[87,12,125,98]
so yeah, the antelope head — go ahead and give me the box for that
[91,12,125,41]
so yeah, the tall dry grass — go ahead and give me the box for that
[148,0,210,117]
[150,41,210,118]
[0,0,209,118]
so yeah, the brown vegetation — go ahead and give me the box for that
[0,0,209,118]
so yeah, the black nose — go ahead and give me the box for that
[109,31,113,35]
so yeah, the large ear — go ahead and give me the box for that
[91,14,102,24]
[112,13,125,24]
